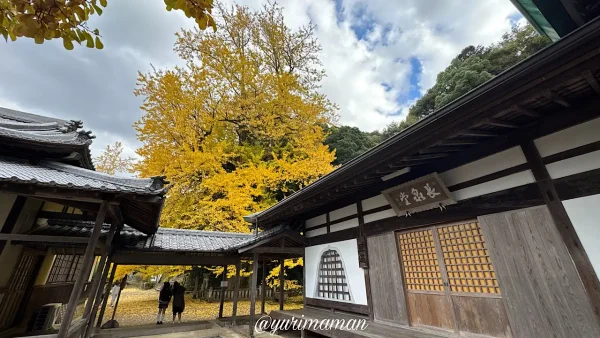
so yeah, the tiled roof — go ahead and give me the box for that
[0,107,94,146]
[228,224,290,250]
[30,219,255,252]
[0,156,166,195]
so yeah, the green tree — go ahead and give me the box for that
[324,126,376,165]
[385,24,551,131]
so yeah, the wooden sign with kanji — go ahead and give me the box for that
[382,172,456,216]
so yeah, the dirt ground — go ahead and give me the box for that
[109,288,303,327]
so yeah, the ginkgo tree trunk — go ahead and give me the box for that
[134,2,338,233]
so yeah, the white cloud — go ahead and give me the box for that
[0,0,521,162]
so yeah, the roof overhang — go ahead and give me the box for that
[255,16,600,228]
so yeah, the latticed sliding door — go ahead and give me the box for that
[397,221,513,337]
[0,252,41,330]
[315,249,351,301]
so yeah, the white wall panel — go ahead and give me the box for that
[546,150,600,179]
[563,194,600,276]
[305,214,326,229]
[329,204,357,221]
[439,146,526,187]
[361,194,389,211]
[305,227,327,238]
[330,218,359,232]
[305,239,368,305]
[451,170,535,201]
[535,117,600,157]
[364,208,396,224]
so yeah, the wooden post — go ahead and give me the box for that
[83,221,118,320]
[218,265,227,318]
[279,259,284,311]
[249,252,259,338]
[57,201,108,338]
[231,258,241,326]
[521,141,600,320]
[302,254,306,309]
[193,273,199,298]
[84,257,112,338]
[96,263,117,328]
[110,276,127,322]
[261,259,266,315]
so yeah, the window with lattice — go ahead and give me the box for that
[47,255,82,284]
[437,222,500,294]
[397,229,444,291]
[315,249,351,301]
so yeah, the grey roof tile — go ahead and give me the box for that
[0,156,166,194]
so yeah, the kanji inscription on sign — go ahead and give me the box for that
[382,172,455,216]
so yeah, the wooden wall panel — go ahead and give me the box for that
[479,206,600,338]
[406,292,453,331]
[367,233,409,325]
[452,296,513,337]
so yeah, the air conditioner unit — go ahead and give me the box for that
[33,303,63,332]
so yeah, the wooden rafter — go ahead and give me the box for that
[419,146,465,154]
[483,118,519,129]
[582,70,600,94]
[460,130,498,137]
[439,139,479,146]
[545,90,571,107]
[512,105,541,118]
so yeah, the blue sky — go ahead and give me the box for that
[0,0,522,159]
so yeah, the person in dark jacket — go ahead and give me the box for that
[171,281,186,323]
[157,282,172,324]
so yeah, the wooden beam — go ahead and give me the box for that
[279,258,285,311]
[260,259,266,315]
[439,139,479,146]
[231,258,241,326]
[545,90,571,107]
[558,0,585,26]
[512,104,541,118]
[218,264,227,318]
[111,253,238,266]
[249,252,259,337]
[96,263,117,328]
[0,233,99,245]
[251,247,305,255]
[85,256,113,336]
[58,201,108,338]
[582,70,600,94]
[460,130,498,137]
[0,196,26,255]
[521,141,600,322]
[419,146,465,154]
[483,118,519,129]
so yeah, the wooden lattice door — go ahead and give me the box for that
[397,221,513,337]
[0,251,42,330]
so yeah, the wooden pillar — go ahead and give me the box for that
[96,263,117,328]
[521,141,600,320]
[110,276,126,322]
[83,221,118,319]
[260,259,266,314]
[278,259,285,311]
[218,265,227,318]
[249,252,259,338]
[231,258,241,326]
[84,256,112,338]
[57,201,108,338]
[357,202,374,320]
[302,254,306,309]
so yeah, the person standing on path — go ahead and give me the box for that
[157,282,172,324]
[172,281,186,323]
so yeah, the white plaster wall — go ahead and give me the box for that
[305,239,368,305]
[546,150,600,179]
[451,170,536,201]
[305,227,327,238]
[329,204,357,221]
[361,194,389,211]
[363,208,396,224]
[305,214,326,229]
[439,146,526,187]
[330,218,359,232]
[534,117,600,157]
[563,194,600,276]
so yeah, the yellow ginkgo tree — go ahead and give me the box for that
[134,2,338,233]
[0,0,215,49]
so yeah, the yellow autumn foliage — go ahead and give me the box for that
[134,3,337,233]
